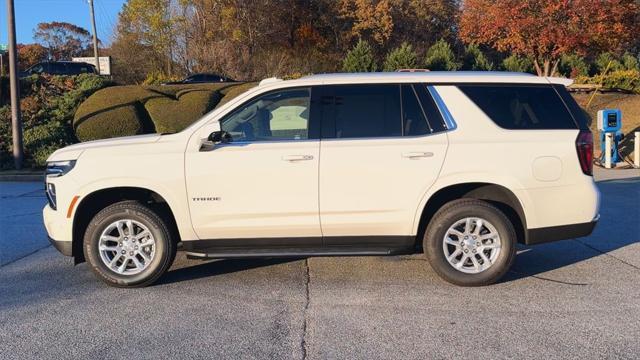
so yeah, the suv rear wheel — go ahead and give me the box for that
[83,201,176,287]
[423,199,516,286]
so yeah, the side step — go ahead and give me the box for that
[185,247,411,260]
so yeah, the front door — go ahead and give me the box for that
[185,87,321,244]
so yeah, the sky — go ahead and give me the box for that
[0,0,126,46]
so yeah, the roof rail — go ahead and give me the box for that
[259,77,283,86]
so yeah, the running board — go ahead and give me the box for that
[185,247,411,260]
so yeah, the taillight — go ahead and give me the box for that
[576,130,593,176]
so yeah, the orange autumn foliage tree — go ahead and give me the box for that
[459,0,639,76]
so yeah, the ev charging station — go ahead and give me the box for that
[597,109,623,168]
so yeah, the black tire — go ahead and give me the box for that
[83,201,176,288]
[423,199,516,286]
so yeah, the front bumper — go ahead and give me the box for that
[43,204,74,256]
[525,216,598,245]
[48,236,73,256]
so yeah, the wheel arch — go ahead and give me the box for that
[72,187,181,264]
[415,182,527,248]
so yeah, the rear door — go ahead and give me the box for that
[316,84,448,245]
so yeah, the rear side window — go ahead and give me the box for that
[459,85,578,130]
[319,85,401,139]
[554,85,589,130]
[401,85,430,136]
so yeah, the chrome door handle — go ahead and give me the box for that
[402,152,434,159]
[282,155,314,162]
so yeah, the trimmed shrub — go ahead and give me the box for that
[383,42,418,71]
[559,54,589,78]
[342,40,377,72]
[74,82,253,141]
[217,82,258,107]
[462,44,493,71]
[501,54,534,73]
[424,39,460,71]
[147,90,221,134]
[74,85,160,141]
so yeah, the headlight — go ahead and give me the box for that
[45,160,76,177]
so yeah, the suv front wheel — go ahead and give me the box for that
[83,201,176,287]
[424,199,516,286]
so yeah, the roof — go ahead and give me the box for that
[286,71,572,86]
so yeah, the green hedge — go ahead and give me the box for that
[74,82,257,141]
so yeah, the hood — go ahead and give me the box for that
[47,134,163,162]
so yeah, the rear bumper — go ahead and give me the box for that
[48,236,73,256]
[525,217,598,245]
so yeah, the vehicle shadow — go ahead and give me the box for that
[503,176,640,284]
[157,257,301,285]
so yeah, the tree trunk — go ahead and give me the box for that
[543,60,551,77]
[533,59,543,76]
[550,59,560,77]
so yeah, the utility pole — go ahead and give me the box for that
[6,0,23,169]
[88,0,100,74]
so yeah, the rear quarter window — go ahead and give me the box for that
[459,85,578,130]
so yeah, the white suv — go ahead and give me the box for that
[43,72,600,287]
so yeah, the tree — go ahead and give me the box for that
[33,22,93,60]
[424,39,460,71]
[17,44,48,70]
[501,54,534,73]
[559,54,589,78]
[342,39,377,72]
[462,44,493,71]
[116,0,176,76]
[621,52,639,71]
[338,0,394,45]
[595,52,623,73]
[383,42,417,71]
[460,0,640,76]
[387,0,460,50]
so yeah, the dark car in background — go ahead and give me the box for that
[20,61,98,77]
[163,73,236,85]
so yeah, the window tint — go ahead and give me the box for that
[554,85,589,130]
[221,88,310,141]
[413,84,447,133]
[401,85,430,136]
[320,85,401,139]
[203,75,223,82]
[50,63,66,74]
[459,85,578,129]
[29,64,45,74]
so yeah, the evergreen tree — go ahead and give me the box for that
[383,42,418,71]
[424,39,460,71]
[559,54,589,77]
[502,54,534,73]
[462,44,493,70]
[342,40,377,72]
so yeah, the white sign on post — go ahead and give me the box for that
[72,56,112,75]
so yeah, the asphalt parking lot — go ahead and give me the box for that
[1,168,639,359]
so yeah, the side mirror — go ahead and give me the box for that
[208,130,232,144]
[200,130,231,152]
